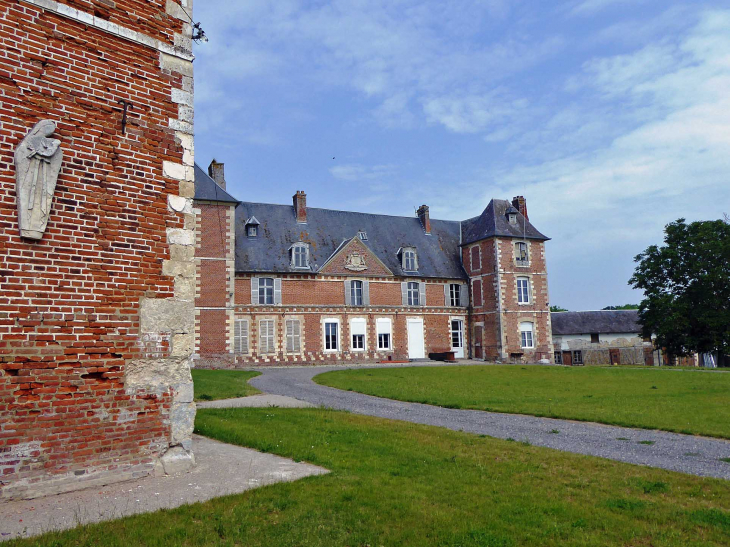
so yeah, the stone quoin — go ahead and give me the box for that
[0,0,197,500]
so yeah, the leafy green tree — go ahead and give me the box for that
[629,218,730,357]
[602,304,639,310]
[550,305,568,312]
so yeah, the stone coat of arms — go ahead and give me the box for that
[345,251,367,272]
[15,120,63,240]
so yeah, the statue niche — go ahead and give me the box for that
[15,120,63,240]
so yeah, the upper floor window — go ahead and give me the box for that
[520,322,534,348]
[247,225,257,237]
[259,277,274,305]
[402,247,417,271]
[517,277,530,304]
[449,283,461,307]
[358,230,368,241]
[515,242,528,266]
[407,281,420,306]
[350,280,364,306]
[291,243,309,269]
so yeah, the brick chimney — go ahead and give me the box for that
[208,159,226,189]
[416,205,431,234]
[512,196,528,221]
[293,191,307,223]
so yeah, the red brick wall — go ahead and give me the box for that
[198,309,227,354]
[0,1,192,498]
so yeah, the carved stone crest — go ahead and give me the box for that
[345,251,367,272]
[15,120,63,240]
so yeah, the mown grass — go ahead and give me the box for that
[315,365,730,438]
[191,369,261,401]
[12,407,730,546]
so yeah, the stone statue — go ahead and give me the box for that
[15,120,63,240]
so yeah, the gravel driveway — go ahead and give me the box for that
[248,364,730,480]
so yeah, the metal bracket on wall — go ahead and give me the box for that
[118,99,134,135]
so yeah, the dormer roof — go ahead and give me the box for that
[461,199,549,245]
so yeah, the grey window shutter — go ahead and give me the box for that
[363,280,370,306]
[344,280,352,306]
[274,278,282,305]
[401,282,408,306]
[251,277,259,305]
[460,284,468,307]
[444,284,450,306]
[419,282,426,307]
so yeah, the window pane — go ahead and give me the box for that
[259,278,274,304]
[450,284,461,307]
[351,280,363,306]
[325,322,338,350]
[407,282,419,306]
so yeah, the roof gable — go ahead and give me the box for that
[319,236,394,277]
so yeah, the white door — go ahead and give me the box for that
[407,317,425,359]
[450,319,464,359]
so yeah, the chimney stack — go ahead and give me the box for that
[417,204,431,234]
[208,159,226,189]
[293,191,307,223]
[512,196,528,221]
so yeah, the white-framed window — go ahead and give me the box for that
[247,225,257,237]
[517,277,530,304]
[350,318,366,351]
[351,280,364,306]
[403,248,417,271]
[376,318,392,350]
[515,241,529,266]
[234,318,249,354]
[324,319,339,352]
[259,319,275,354]
[258,277,274,305]
[573,350,583,364]
[291,244,309,269]
[449,283,461,307]
[358,230,368,241]
[520,322,534,349]
[285,318,301,354]
[407,282,420,306]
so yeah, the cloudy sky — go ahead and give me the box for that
[193,0,730,311]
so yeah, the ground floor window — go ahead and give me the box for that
[376,318,392,350]
[554,351,562,364]
[285,319,301,353]
[572,350,583,364]
[520,322,534,349]
[350,318,366,351]
[324,320,339,351]
[234,319,249,354]
[259,319,275,354]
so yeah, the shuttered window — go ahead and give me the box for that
[407,282,419,306]
[285,319,301,353]
[449,284,461,307]
[258,278,274,305]
[259,319,275,354]
[234,319,249,354]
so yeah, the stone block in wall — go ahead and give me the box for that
[140,298,195,334]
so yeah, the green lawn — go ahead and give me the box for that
[191,369,261,401]
[315,365,730,438]
[12,408,730,546]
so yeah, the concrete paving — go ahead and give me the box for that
[197,393,314,409]
[249,364,730,480]
[0,435,328,542]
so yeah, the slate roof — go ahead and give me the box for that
[233,202,467,279]
[193,164,240,204]
[461,199,549,245]
[551,310,641,335]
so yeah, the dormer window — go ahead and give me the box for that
[402,247,418,271]
[245,216,260,238]
[358,230,368,241]
[291,243,309,269]
[506,206,519,226]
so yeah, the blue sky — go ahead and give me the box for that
[193,0,730,311]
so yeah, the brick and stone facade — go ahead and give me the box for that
[194,166,553,367]
[0,0,197,500]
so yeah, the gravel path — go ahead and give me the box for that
[197,393,314,409]
[248,364,730,480]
